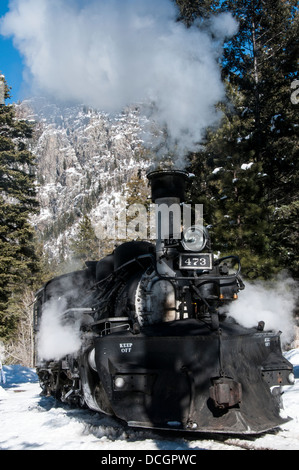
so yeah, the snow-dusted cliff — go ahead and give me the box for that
[15,98,152,260]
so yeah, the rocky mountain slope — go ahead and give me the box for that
[15,98,153,262]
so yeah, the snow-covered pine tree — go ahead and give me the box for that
[69,214,100,266]
[188,0,299,279]
[0,77,39,338]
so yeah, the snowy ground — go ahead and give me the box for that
[1,349,299,451]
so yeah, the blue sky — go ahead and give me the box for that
[0,0,25,103]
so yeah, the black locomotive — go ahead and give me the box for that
[33,169,294,434]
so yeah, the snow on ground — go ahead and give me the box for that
[0,350,299,451]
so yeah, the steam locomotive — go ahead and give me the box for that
[33,169,294,434]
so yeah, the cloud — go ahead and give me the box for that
[1,0,238,162]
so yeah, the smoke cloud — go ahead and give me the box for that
[0,0,238,163]
[226,273,298,346]
[37,298,82,361]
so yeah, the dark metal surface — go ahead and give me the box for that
[93,319,293,434]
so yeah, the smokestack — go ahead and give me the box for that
[147,169,190,203]
[147,169,191,242]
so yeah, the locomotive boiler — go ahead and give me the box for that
[33,169,294,434]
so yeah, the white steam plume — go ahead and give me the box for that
[0,0,238,164]
[37,298,82,361]
[226,273,298,347]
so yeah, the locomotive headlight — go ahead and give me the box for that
[288,372,295,384]
[114,376,126,389]
[182,226,207,252]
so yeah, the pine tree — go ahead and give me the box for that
[174,0,214,26]
[69,214,100,266]
[125,170,150,208]
[124,170,151,241]
[189,0,299,278]
[0,76,39,338]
